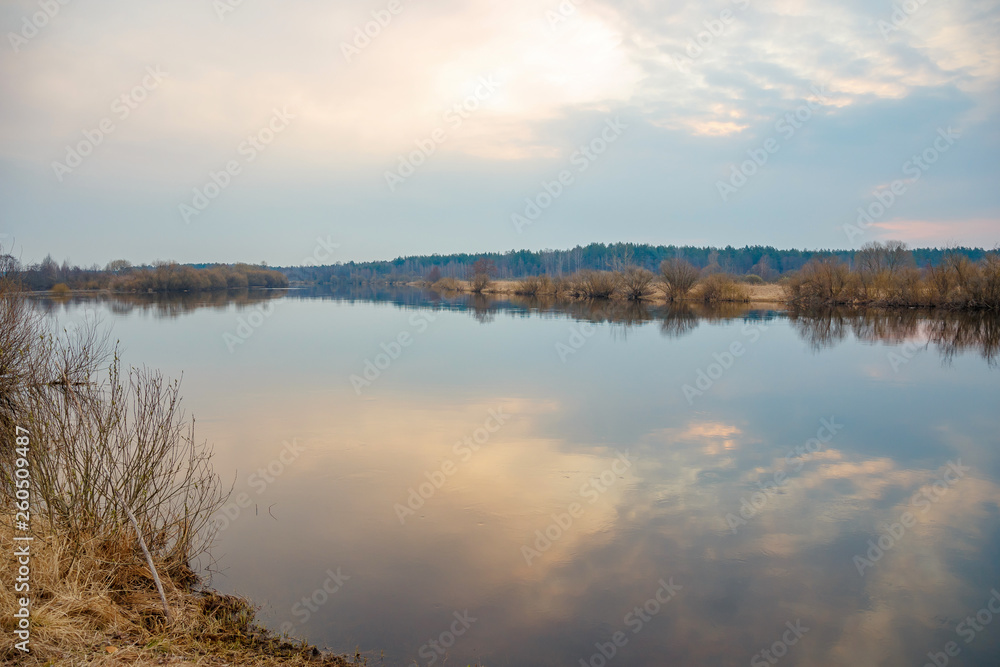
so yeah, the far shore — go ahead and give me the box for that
[410,278,788,304]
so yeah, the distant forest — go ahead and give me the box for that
[278,242,996,283]
[6,257,288,292]
[5,243,995,291]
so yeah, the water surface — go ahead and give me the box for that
[43,288,1000,666]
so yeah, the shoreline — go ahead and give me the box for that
[408,278,790,304]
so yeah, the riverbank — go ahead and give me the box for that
[0,517,369,666]
[0,269,366,666]
[415,278,788,304]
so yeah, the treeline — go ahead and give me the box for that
[7,256,288,292]
[276,242,994,283]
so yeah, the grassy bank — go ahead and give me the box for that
[0,519,364,666]
[0,260,361,665]
[423,273,784,304]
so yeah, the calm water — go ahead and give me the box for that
[42,288,1000,667]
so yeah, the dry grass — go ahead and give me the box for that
[424,272,785,304]
[696,274,750,303]
[513,275,553,296]
[430,277,462,291]
[0,519,363,666]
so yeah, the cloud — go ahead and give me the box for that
[0,0,997,262]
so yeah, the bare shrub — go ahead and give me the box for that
[514,275,553,296]
[470,273,492,293]
[697,273,750,302]
[659,258,699,301]
[577,271,621,299]
[1,261,227,580]
[467,258,496,294]
[432,277,462,291]
[620,267,655,301]
[786,258,854,304]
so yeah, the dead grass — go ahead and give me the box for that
[696,274,750,303]
[0,518,365,666]
[425,275,786,303]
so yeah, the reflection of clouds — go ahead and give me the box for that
[679,421,743,455]
[204,362,999,665]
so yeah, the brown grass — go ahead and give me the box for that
[0,517,366,666]
[424,274,785,303]
[513,275,553,296]
[696,274,750,303]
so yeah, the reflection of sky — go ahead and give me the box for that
[50,295,1000,666]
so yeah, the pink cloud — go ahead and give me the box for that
[872,218,1000,247]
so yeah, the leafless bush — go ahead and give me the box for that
[1,262,227,572]
[431,277,462,291]
[697,273,750,302]
[469,273,492,293]
[514,275,553,296]
[786,258,854,304]
[659,258,699,301]
[576,271,621,299]
[620,267,655,301]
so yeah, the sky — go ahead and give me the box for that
[1,0,998,267]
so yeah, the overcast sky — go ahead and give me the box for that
[1,0,998,266]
